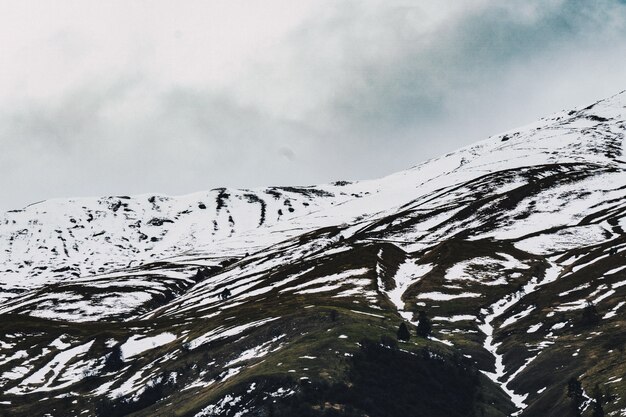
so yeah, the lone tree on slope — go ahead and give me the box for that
[416,310,432,338]
[397,322,411,342]
[219,287,232,300]
[567,377,584,417]
[581,301,600,326]
[104,344,124,371]
[592,384,605,417]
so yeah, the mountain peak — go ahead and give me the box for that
[1,92,626,417]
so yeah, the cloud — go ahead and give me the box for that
[250,0,626,135]
[1,0,626,209]
[278,147,296,161]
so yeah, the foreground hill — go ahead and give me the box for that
[1,91,626,417]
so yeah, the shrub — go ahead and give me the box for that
[567,377,584,417]
[581,301,600,326]
[380,335,398,349]
[103,344,124,372]
[416,311,432,338]
[397,322,410,342]
[592,384,605,417]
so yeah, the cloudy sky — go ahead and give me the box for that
[1,0,626,210]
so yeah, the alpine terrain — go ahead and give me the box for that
[1,91,626,417]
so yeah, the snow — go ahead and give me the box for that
[1,365,32,381]
[487,178,612,242]
[432,315,476,322]
[515,225,611,255]
[501,306,535,328]
[417,292,481,301]
[470,263,561,415]
[186,317,280,350]
[383,258,432,320]
[267,267,316,291]
[50,336,72,350]
[121,333,177,360]
[555,299,588,312]
[220,366,243,382]
[225,335,285,366]
[559,283,591,297]
[593,289,616,305]
[7,340,94,394]
[0,340,14,349]
[280,268,370,293]
[571,253,611,274]
[428,336,453,347]
[603,301,626,319]
[350,309,385,319]
[476,261,563,414]
[2,91,625,308]
[550,322,567,330]
[0,349,28,366]
[108,369,148,399]
[296,285,341,295]
[0,184,359,306]
[444,257,519,286]
[268,387,296,398]
[28,292,154,322]
[606,265,626,275]
[478,292,529,412]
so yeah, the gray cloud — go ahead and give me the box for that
[1,0,626,210]
[275,0,626,134]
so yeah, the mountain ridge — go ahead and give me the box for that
[1,90,626,417]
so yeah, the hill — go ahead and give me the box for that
[1,91,626,417]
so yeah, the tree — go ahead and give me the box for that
[397,322,411,342]
[380,334,398,349]
[567,377,584,417]
[195,267,209,280]
[104,344,124,372]
[329,309,339,322]
[416,311,432,338]
[581,301,600,326]
[592,384,605,417]
[219,287,232,300]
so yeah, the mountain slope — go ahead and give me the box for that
[1,91,626,417]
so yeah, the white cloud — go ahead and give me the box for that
[1,0,626,209]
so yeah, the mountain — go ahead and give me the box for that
[1,91,625,417]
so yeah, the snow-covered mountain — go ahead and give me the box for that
[1,91,626,417]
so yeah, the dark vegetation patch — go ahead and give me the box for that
[95,373,179,417]
[215,188,230,212]
[147,218,174,226]
[225,340,512,417]
[272,186,334,198]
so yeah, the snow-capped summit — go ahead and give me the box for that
[2,90,624,300]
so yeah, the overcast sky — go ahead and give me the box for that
[1,0,626,210]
